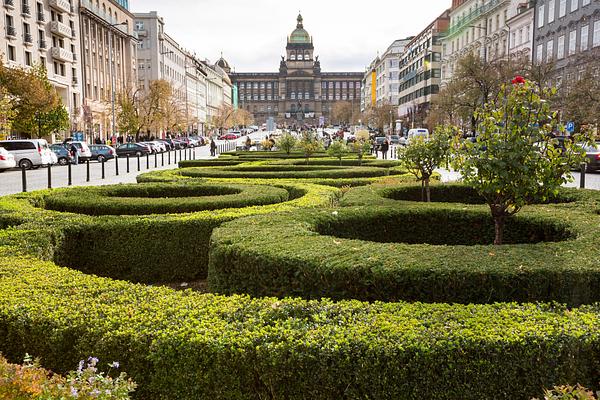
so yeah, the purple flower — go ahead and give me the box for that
[110,361,120,369]
[87,356,99,367]
[70,386,79,398]
[77,360,84,374]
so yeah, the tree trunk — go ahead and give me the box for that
[493,215,505,246]
[421,180,425,202]
[339,157,342,166]
[425,177,431,203]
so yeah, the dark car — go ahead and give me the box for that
[89,145,116,162]
[116,143,151,157]
[581,143,600,172]
[50,144,73,166]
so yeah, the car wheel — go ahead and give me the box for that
[58,157,69,166]
[135,151,142,157]
[97,155,106,162]
[19,159,33,170]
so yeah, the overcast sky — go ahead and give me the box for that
[129,0,451,73]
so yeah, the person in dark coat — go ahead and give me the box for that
[210,139,217,157]
[380,139,389,160]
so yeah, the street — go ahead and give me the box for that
[0,133,264,196]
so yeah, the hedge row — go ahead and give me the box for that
[0,180,337,283]
[1,254,600,399]
[179,158,401,169]
[42,183,290,216]
[208,193,600,305]
[176,165,404,179]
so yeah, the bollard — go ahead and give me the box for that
[115,155,119,176]
[189,147,192,160]
[179,149,182,161]
[137,154,141,171]
[126,155,130,173]
[68,162,72,186]
[47,163,52,189]
[146,153,150,169]
[174,148,177,164]
[86,160,90,182]
[21,165,27,193]
[154,152,157,168]
[580,163,587,189]
[193,147,196,160]
[101,158,105,179]
[168,149,171,165]
[161,151,164,166]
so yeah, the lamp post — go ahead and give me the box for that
[109,21,128,143]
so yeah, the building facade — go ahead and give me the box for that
[229,14,363,127]
[79,0,137,141]
[1,0,83,138]
[533,0,600,73]
[398,10,450,127]
[506,0,534,60]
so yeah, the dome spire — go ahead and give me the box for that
[297,12,303,29]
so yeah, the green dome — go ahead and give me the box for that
[289,14,311,44]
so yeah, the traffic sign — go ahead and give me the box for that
[566,122,575,133]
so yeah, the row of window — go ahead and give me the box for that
[237,81,361,90]
[239,91,358,102]
[538,0,592,28]
[535,20,600,62]
[399,85,440,106]
[289,52,311,61]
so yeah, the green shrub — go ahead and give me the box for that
[1,255,600,399]
[177,165,400,179]
[208,199,600,305]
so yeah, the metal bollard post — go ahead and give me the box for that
[86,160,90,182]
[193,147,196,160]
[126,155,130,173]
[179,149,182,161]
[47,163,52,189]
[115,155,119,176]
[161,151,164,166]
[137,154,141,171]
[21,165,27,193]
[68,162,72,186]
[580,163,586,189]
[101,158,105,179]
[146,153,150,169]
[174,148,177,163]
[168,150,171,165]
[189,147,192,160]
[154,152,157,168]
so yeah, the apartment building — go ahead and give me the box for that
[506,0,534,60]
[398,10,450,127]
[360,56,378,113]
[79,0,137,141]
[204,59,232,128]
[1,0,82,135]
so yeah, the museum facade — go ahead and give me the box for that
[227,14,363,127]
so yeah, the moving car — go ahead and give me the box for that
[0,139,55,169]
[50,144,73,166]
[116,143,152,157]
[218,133,239,140]
[0,147,16,172]
[89,145,117,162]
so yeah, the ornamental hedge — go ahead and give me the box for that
[1,254,600,399]
[177,165,402,179]
[209,186,600,306]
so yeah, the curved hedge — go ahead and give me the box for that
[0,180,337,283]
[1,254,600,399]
[178,165,401,179]
[42,183,290,216]
[209,190,600,306]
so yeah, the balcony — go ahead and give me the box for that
[80,0,127,32]
[50,20,71,37]
[51,46,73,62]
[36,11,44,22]
[48,0,70,14]
[4,0,14,9]
[24,33,33,44]
[5,26,16,38]
[445,0,508,38]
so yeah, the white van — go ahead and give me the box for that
[406,128,430,145]
[0,139,55,169]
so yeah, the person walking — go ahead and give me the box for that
[210,139,217,157]
[381,139,389,160]
[69,143,79,165]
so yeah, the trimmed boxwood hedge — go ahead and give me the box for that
[1,254,600,399]
[42,183,290,216]
[0,180,337,283]
[179,158,400,169]
[208,189,600,305]
[177,165,402,179]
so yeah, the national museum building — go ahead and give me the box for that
[226,14,363,126]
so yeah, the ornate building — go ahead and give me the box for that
[228,14,363,127]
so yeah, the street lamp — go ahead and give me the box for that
[109,21,128,143]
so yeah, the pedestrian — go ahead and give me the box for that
[381,139,389,160]
[69,143,79,165]
[245,136,252,151]
[210,139,217,157]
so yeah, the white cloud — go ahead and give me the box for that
[129,0,451,72]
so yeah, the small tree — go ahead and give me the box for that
[34,105,69,138]
[276,132,297,155]
[327,140,348,165]
[399,127,453,202]
[351,140,372,166]
[452,76,589,245]
[298,131,323,165]
[0,87,15,139]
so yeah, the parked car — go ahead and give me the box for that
[50,144,73,166]
[580,143,600,172]
[389,135,401,145]
[139,141,162,154]
[374,136,386,150]
[0,139,55,169]
[0,147,16,172]
[116,143,151,157]
[406,129,430,146]
[89,145,117,162]
[63,141,93,162]
[218,133,238,140]
[150,141,167,152]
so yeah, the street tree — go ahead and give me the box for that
[117,89,141,139]
[211,105,235,134]
[327,140,348,165]
[399,127,453,202]
[350,140,372,166]
[276,132,297,155]
[452,76,589,245]
[298,131,323,164]
[232,108,254,127]
[559,52,600,131]
[34,105,70,138]
[0,87,15,139]
[331,101,354,126]
[364,102,397,133]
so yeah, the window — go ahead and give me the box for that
[546,39,554,61]
[559,0,566,17]
[548,0,555,23]
[581,24,589,51]
[290,54,295,60]
[569,30,577,55]
[7,45,16,61]
[557,35,565,59]
[583,0,590,5]
[570,0,578,12]
[25,51,31,66]
[594,20,600,47]
[538,4,545,27]
[135,21,144,30]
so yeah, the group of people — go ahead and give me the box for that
[372,137,391,160]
